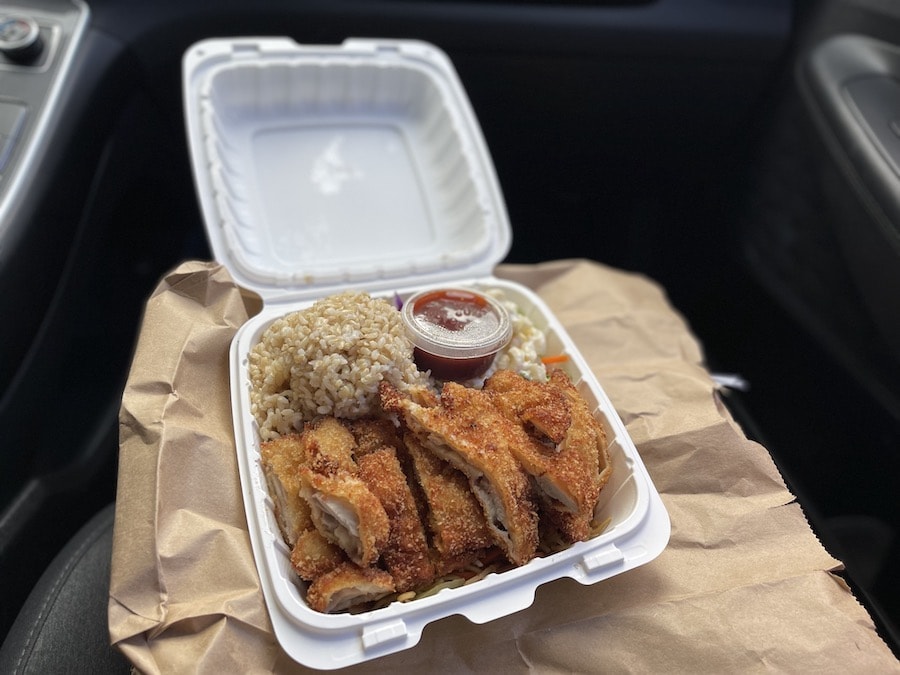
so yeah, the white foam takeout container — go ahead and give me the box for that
[183,37,670,670]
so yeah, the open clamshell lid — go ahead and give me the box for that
[183,37,512,303]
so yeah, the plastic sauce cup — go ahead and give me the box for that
[401,288,513,381]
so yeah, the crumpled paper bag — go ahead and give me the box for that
[110,259,899,673]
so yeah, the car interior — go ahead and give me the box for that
[1,0,899,668]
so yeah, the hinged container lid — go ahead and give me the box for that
[183,37,512,303]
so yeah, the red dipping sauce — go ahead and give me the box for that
[401,288,512,381]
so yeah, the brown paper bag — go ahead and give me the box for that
[110,259,899,673]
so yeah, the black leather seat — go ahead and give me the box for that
[0,502,131,674]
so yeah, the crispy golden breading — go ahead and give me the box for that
[547,369,611,481]
[259,434,312,547]
[543,369,612,541]
[344,417,404,458]
[484,369,604,541]
[301,416,357,476]
[546,369,611,485]
[299,466,390,567]
[403,433,494,566]
[407,385,440,408]
[305,562,395,614]
[290,528,346,581]
[357,446,435,592]
[381,381,539,566]
[484,369,571,445]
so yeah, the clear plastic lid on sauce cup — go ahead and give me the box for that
[401,287,513,380]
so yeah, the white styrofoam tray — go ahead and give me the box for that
[184,37,670,670]
[229,279,670,670]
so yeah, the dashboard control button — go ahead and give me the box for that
[0,15,43,64]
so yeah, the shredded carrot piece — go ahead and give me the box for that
[541,354,569,365]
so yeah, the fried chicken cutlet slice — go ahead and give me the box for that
[403,433,495,572]
[290,528,346,581]
[484,369,571,445]
[259,434,312,547]
[301,415,357,475]
[484,369,607,541]
[358,446,435,593]
[381,381,539,566]
[344,417,404,458]
[294,415,394,566]
[305,562,395,614]
[299,466,390,567]
[543,369,613,540]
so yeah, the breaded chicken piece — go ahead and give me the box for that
[358,446,435,592]
[290,528,346,581]
[381,381,539,566]
[484,369,571,445]
[301,416,357,476]
[407,385,440,407]
[345,417,433,533]
[547,372,612,481]
[259,434,312,547]
[344,417,404,458]
[305,562,395,614]
[299,466,390,567]
[484,369,604,541]
[542,369,613,541]
[403,433,494,567]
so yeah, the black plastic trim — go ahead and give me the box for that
[800,34,900,363]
